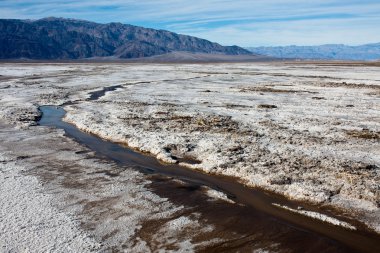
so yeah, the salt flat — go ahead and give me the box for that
[64,63,380,229]
[0,62,379,252]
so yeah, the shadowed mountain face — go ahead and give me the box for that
[0,17,252,59]
[247,43,380,60]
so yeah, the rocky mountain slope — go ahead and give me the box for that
[247,43,380,60]
[0,17,252,59]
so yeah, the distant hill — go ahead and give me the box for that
[247,43,380,60]
[0,17,252,60]
[124,51,272,63]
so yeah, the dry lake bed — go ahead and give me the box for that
[0,62,379,252]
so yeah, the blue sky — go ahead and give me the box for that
[1,0,380,47]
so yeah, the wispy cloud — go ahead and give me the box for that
[0,0,379,46]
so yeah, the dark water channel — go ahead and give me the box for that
[86,85,123,101]
[38,105,380,253]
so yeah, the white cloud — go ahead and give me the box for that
[184,16,380,46]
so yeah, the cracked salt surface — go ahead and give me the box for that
[0,152,99,252]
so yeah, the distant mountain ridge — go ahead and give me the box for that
[0,17,252,59]
[247,43,380,60]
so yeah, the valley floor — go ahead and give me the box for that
[0,62,379,252]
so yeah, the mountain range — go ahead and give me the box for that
[247,43,380,60]
[0,17,252,60]
[3,17,377,61]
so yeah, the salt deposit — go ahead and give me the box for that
[1,62,379,251]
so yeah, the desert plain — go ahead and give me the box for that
[0,62,379,252]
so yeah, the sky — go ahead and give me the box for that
[1,0,380,47]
